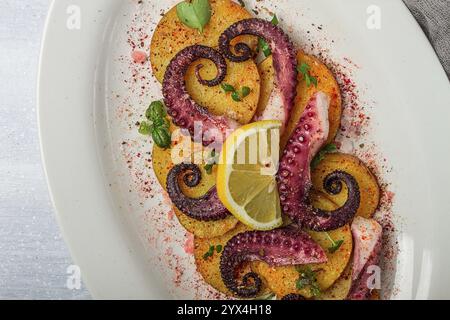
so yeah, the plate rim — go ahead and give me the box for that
[37,0,450,299]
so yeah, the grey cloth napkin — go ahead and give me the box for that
[403,0,450,78]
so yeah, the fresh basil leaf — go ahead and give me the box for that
[138,121,153,136]
[176,0,211,33]
[152,126,171,149]
[146,100,166,121]
[216,245,223,253]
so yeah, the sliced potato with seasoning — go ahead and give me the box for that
[311,153,380,219]
[186,59,260,125]
[151,0,257,82]
[152,120,238,238]
[151,0,260,125]
[316,263,352,300]
[194,223,271,297]
[252,195,352,299]
[257,52,342,147]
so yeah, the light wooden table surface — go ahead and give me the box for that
[0,0,90,299]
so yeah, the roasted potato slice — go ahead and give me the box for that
[252,195,352,299]
[316,263,352,300]
[257,52,342,147]
[311,153,380,219]
[151,0,257,82]
[152,120,238,238]
[186,59,260,125]
[194,223,271,297]
[151,0,260,124]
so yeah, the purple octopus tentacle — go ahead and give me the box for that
[162,45,239,147]
[166,163,230,221]
[220,227,327,297]
[219,18,298,131]
[299,171,360,231]
[278,92,360,232]
[347,217,383,300]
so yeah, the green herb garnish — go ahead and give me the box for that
[240,86,251,98]
[295,266,321,297]
[146,100,166,121]
[138,121,153,136]
[237,0,246,7]
[204,149,218,174]
[311,143,337,169]
[258,38,271,57]
[176,0,211,33]
[221,83,251,102]
[139,100,172,149]
[203,245,215,260]
[325,232,344,253]
[231,91,242,102]
[258,14,279,57]
[203,244,223,260]
[297,62,318,88]
[221,83,236,93]
[270,14,279,26]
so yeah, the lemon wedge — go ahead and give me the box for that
[217,121,283,230]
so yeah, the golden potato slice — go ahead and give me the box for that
[152,120,238,238]
[151,0,257,82]
[252,195,352,299]
[151,0,260,123]
[311,153,380,219]
[253,224,352,299]
[316,263,352,300]
[257,52,342,147]
[194,223,271,297]
[186,59,260,124]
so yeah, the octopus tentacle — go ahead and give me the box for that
[166,163,230,221]
[220,227,327,297]
[278,92,361,231]
[347,217,382,300]
[162,45,239,147]
[219,18,298,131]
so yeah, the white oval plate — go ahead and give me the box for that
[39,0,450,299]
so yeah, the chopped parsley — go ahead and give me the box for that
[203,244,223,260]
[325,232,344,253]
[203,149,218,174]
[297,62,318,87]
[258,14,279,57]
[221,83,252,102]
[295,266,321,297]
